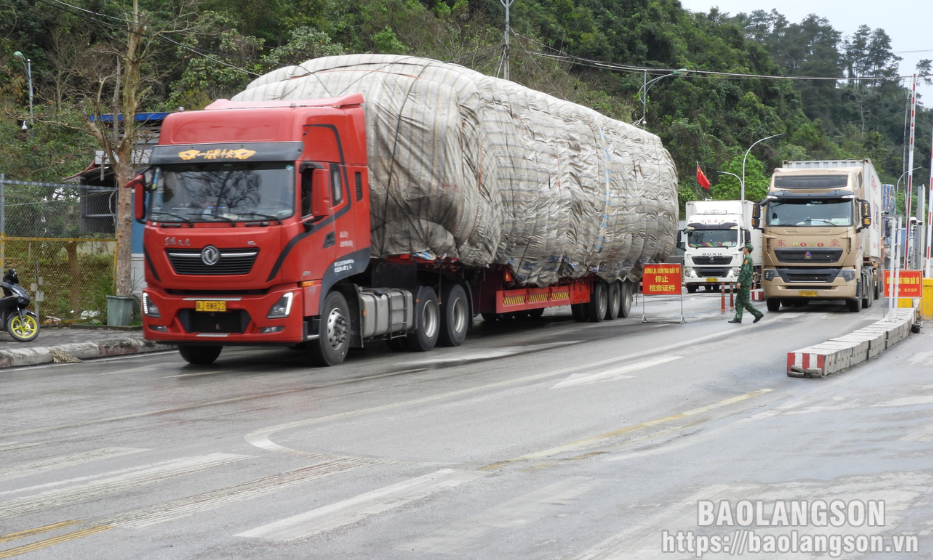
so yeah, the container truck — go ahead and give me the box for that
[127,55,678,366]
[752,160,882,312]
[682,200,761,293]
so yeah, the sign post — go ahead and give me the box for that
[641,264,685,323]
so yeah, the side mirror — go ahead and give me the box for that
[125,174,147,222]
[751,203,761,229]
[311,168,332,218]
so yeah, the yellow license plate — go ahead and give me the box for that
[798,291,818,297]
[195,300,226,312]
[706,278,719,283]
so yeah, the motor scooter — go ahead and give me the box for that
[0,269,39,342]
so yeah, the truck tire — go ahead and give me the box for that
[687,284,698,294]
[619,280,633,318]
[308,291,351,366]
[587,281,608,322]
[179,345,222,365]
[846,298,861,313]
[528,308,545,319]
[439,283,469,347]
[571,303,588,322]
[605,281,621,320]
[766,298,780,312]
[862,286,872,308]
[408,287,440,352]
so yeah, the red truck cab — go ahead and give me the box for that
[138,95,371,364]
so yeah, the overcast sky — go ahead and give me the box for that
[679,0,933,103]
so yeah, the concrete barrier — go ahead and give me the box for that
[0,337,175,370]
[787,308,919,378]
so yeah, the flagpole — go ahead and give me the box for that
[905,75,917,269]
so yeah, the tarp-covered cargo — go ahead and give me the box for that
[233,55,678,286]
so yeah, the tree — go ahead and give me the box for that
[80,0,202,298]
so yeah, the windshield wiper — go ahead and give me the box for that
[203,213,237,226]
[237,212,283,225]
[151,212,193,226]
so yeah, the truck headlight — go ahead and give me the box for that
[731,268,740,276]
[267,292,294,319]
[684,267,694,276]
[763,269,777,281]
[840,270,856,282]
[142,293,161,318]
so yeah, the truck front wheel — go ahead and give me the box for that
[439,284,469,347]
[179,345,222,365]
[766,298,780,312]
[408,287,440,352]
[308,291,351,366]
[687,284,698,294]
[846,298,861,313]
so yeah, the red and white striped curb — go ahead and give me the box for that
[787,308,918,378]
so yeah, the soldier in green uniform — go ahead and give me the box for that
[728,242,764,324]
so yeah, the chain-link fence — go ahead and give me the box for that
[0,175,118,325]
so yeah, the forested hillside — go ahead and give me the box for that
[1,0,930,216]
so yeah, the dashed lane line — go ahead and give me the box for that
[551,356,681,389]
[0,453,249,519]
[0,447,145,483]
[238,469,484,541]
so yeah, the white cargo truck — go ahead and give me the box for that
[682,200,762,293]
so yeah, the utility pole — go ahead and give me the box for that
[499,0,515,81]
[905,75,917,269]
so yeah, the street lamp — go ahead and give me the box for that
[13,51,33,129]
[717,171,743,195]
[741,133,782,200]
[637,68,688,129]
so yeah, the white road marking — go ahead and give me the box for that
[106,456,378,529]
[551,356,681,389]
[907,351,933,366]
[872,395,933,408]
[159,370,221,379]
[246,330,756,456]
[96,365,160,376]
[238,469,484,541]
[0,443,39,453]
[0,453,249,519]
[407,477,600,554]
[0,447,145,482]
[401,342,579,365]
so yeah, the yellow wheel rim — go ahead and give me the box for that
[11,315,38,339]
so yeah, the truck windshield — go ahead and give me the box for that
[149,163,295,223]
[767,199,852,227]
[687,229,738,248]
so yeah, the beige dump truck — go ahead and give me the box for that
[753,160,882,313]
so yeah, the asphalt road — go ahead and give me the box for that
[1,294,930,559]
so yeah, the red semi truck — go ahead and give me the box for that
[129,58,677,366]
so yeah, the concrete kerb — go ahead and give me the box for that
[0,337,175,369]
[787,309,919,378]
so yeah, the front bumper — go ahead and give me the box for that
[762,276,857,300]
[142,286,308,344]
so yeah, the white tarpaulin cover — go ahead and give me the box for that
[233,55,678,286]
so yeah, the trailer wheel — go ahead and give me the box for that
[619,280,633,318]
[687,285,698,294]
[528,308,545,319]
[178,345,222,365]
[439,284,469,347]
[408,287,440,352]
[571,303,587,322]
[605,281,621,320]
[766,298,780,312]
[587,281,608,322]
[862,278,873,308]
[308,291,351,366]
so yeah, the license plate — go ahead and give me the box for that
[195,300,227,312]
[706,278,718,283]
[798,291,818,297]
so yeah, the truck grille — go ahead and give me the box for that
[179,309,250,334]
[691,256,733,265]
[167,249,258,275]
[774,249,843,264]
[777,268,840,283]
[694,267,730,277]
